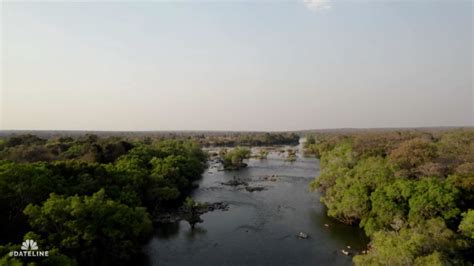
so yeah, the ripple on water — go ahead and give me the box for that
[146,144,369,266]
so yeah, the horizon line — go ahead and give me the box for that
[0,125,473,134]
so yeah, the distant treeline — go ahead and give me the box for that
[194,132,300,147]
[0,134,207,265]
[0,131,300,151]
[305,129,474,264]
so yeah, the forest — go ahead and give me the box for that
[1,129,473,265]
[0,134,207,265]
[305,129,474,265]
[0,132,300,265]
[0,131,300,149]
[194,132,300,147]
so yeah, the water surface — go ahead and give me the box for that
[146,141,368,265]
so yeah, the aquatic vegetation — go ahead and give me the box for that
[285,149,297,162]
[257,149,269,159]
[221,147,251,170]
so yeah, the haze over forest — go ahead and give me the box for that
[1,0,473,131]
[1,2,474,265]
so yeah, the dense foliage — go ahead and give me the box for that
[196,132,299,147]
[219,147,251,170]
[0,134,207,265]
[307,129,474,264]
[182,197,205,230]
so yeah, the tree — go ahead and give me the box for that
[389,138,436,178]
[222,147,251,170]
[0,135,209,264]
[49,160,108,196]
[408,178,460,224]
[323,177,370,224]
[322,156,394,225]
[0,144,55,163]
[0,139,6,152]
[311,130,474,263]
[101,140,133,163]
[5,134,46,148]
[310,141,355,193]
[354,218,457,265]
[360,179,413,236]
[437,130,474,169]
[459,210,474,239]
[447,166,474,208]
[0,161,61,219]
[413,252,447,266]
[305,135,316,145]
[23,189,152,264]
[351,156,393,190]
[182,197,204,230]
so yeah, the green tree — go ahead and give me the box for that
[413,252,446,266]
[447,167,474,208]
[0,161,61,219]
[408,178,460,224]
[354,218,457,265]
[222,147,251,170]
[323,177,370,224]
[351,156,393,190]
[0,139,6,152]
[0,144,55,163]
[310,141,355,192]
[361,179,414,236]
[183,197,204,230]
[459,210,474,239]
[23,189,152,264]
[322,157,394,225]
[5,134,46,148]
[311,130,474,263]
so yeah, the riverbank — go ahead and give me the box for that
[146,142,369,265]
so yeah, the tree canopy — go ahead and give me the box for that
[0,134,207,264]
[307,129,474,264]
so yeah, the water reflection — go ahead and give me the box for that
[146,141,369,266]
[184,227,207,240]
[155,222,180,239]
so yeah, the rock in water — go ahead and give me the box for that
[245,186,266,192]
[297,232,309,239]
[221,179,248,186]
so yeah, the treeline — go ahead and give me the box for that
[0,134,207,265]
[306,129,474,265]
[195,132,300,147]
[0,131,301,149]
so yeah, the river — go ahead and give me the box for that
[145,140,369,265]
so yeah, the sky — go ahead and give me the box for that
[1,0,473,131]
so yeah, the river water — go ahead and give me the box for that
[145,140,368,265]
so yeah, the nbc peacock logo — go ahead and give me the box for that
[21,240,38,251]
[9,239,49,257]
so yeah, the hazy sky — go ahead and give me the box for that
[1,0,473,131]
